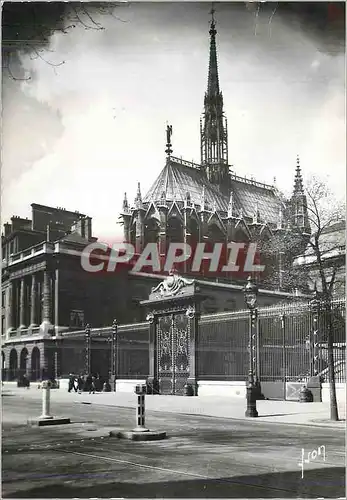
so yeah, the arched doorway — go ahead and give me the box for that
[9,349,18,381]
[31,347,40,381]
[20,347,29,377]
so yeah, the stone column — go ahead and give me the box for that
[30,274,37,327]
[6,282,14,338]
[40,270,53,336]
[19,278,26,329]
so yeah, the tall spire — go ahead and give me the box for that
[200,6,229,191]
[290,155,310,234]
[207,6,220,97]
[293,155,304,195]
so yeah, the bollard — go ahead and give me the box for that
[134,384,149,432]
[27,380,71,426]
[112,383,166,440]
[40,381,53,419]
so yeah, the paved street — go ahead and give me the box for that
[2,388,346,498]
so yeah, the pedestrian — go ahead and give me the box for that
[77,374,84,393]
[72,375,78,392]
[68,373,74,393]
[85,373,92,392]
[89,375,96,394]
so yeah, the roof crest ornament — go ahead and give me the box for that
[165,123,173,157]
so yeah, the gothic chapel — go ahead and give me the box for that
[120,11,310,289]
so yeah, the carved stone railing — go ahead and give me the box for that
[8,242,54,265]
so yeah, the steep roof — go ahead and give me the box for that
[144,158,227,211]
[144,157,283,224]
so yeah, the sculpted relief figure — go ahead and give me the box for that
[152,269,194,298]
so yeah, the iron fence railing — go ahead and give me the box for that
[197,298,345,383]
[56,298,345,384]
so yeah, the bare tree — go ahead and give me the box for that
[261,176,345,420]
[2,2,129,80]
[300,177,345,421]
[303,177,345,295]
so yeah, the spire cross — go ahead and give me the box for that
[210,5,215,23]
[209,5,217,34]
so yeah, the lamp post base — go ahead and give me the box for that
[245,385,258,418]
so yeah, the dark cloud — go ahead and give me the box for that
[2,2,345,54]
[278,2,345,55]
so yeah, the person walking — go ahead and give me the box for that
[72,375,78,393]
[89,375,96,394]
[77,374,84,394]
[68,373,74,393]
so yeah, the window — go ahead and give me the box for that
[70,310,84,328]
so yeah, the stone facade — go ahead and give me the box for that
[1,204,129,381]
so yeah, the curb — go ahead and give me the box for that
[72,401,346,430]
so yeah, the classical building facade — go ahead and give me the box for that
[120,14,311,289]
[1,204,129,381]
[294,220,346,298]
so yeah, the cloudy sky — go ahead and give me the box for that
[2,1,345,243]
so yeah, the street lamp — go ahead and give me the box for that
[110,319,118,392]
[309,285,321,377]
[84,324,91,375]
[243,275,259,418]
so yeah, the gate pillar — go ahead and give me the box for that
[141,270,203,396]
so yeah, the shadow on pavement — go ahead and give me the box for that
[258,413,303,417]
[3,467,345,498]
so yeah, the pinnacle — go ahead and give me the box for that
[293,155,304,194]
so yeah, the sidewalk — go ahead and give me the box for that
[3,383,346,429]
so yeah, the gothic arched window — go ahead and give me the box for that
[167,217,183,245]
[144,219,159,245]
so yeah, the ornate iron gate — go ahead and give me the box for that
[157,312,190,395]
